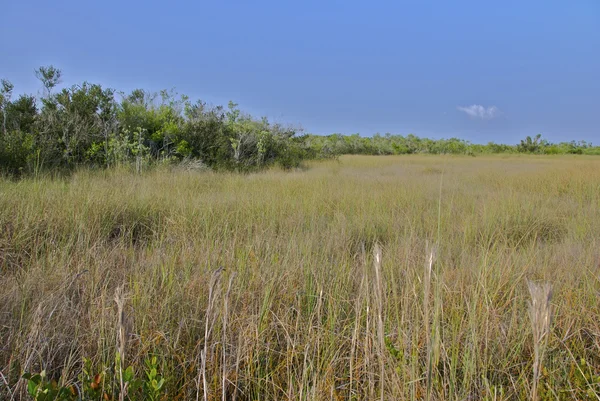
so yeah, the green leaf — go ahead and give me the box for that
[129,378,143,392]
[31,374,42,385]
[123,366,135,382]
[155,378,165,390]
[27,379,38,396]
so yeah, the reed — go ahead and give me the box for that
[527,280,553,401]
[0,155,598,400]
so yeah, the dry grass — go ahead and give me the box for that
[1,155,599,400]
[527,280,553,401]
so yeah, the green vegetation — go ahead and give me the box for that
[20,355,165,401]
[1,155,599,400]
[0,67,309,176]
[1,67,598,178]
[304,133,599,157]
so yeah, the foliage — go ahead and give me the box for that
[22,371,76,401]
[0,66,598,176]
[21,355,166,401]
[305,132,599,158]
[0,67,307,175]
[518,133,547,153]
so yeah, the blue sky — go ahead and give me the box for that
[1,0,598,144]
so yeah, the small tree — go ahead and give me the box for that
[0,79,14,135]
[518,134,547,153]
[4,95,37,133]
[35,65,62,97]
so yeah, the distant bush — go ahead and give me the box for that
[303,133,599,158]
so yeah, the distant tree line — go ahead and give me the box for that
[305,133,599,158]
[1,67,598,175]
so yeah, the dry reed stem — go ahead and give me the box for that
[527,280,552,401]
[424,245,437,401]
[198,267,223,401]
[0,371,13,399]
[373,243,385,401]
[222,272,236,401]
[114,285,127,401]
[349,250,367,399]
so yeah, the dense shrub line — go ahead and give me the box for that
[0,67,311,175]
[305,132,599,158]
[1,67,598,175]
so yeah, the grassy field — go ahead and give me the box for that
[1,155,599,400]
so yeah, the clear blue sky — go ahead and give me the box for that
[1,0,598,144]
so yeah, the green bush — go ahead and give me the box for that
[1,66,599,177]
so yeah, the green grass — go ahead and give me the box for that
[1,155,599,400]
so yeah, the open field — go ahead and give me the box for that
[1,155,599,400]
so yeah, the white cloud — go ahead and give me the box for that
[457,104,501,120]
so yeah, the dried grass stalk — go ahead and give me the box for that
[527,280,553,401]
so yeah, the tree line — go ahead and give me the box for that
[305,133,599,157]
[1,66,598,176]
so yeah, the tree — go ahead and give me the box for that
[5,95,37,133]
[57,82,117,163]
[35,65,62,97]
[33,79,117,166]
[518,134,547,153]
[0,79,14,135]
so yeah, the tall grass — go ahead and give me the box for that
[1,155,599,400]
